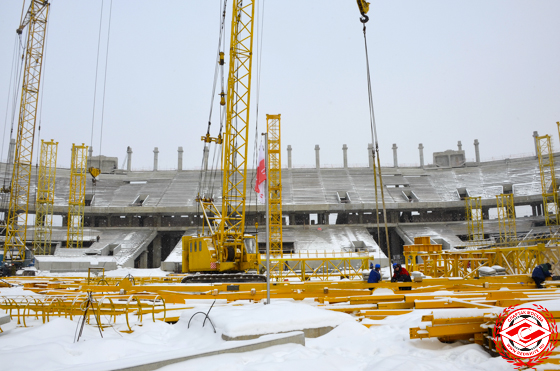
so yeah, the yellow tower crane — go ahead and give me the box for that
[4,0,50,263]
[33,139,58,255]
[182,0,260,280]
[67,144,88,249]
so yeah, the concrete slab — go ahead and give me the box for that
[222,326,333,341]
[70,331,304,371]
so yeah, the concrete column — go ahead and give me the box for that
[418,143,424,168]
[289,214,296,225]
[88,146,93,160]
[139,251,148,269]
[152,234,162,268]
[203,146,209,171]
[287,145,292,169]
[178,146,183,171]
[457,141,462,151]
[368,143,373,168]
[533,131,539,156]
[474,139,480,163]
[315,145,320,169]
[127,146,132,171]
[7,138,15,165]
[342,144,348,168]
[392,143,398,168]
[153,147,159,171]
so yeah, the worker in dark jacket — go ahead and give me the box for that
[532,263,552,288]
[391,263,411,282]
[368,263,381,289]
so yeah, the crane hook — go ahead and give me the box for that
[360,13,369,24]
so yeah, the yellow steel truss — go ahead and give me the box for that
[67,144,88,249]
[33,140,58,255]
[4,0,50,262]
[267,114,283,257]
[495,193,516,244]
[259,251,371,281]
[465,196,484,241]
[405,243,560,278]
[536,135,559,225]
[218,0,255,260]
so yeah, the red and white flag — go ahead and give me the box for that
[255,141,267,204]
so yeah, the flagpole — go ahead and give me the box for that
[263,133,270,305]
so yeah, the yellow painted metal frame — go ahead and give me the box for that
[5,0,50,262]
[405,243,560,278]
[536,135,559,226]
[465,196,484,241]
[267,114,283,257]
[495,193,516,244]
[67,144,88,249]
[33,140,58,255]
[258,251,371,281]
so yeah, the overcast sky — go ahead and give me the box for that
[1,0,560,171]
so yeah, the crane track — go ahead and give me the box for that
[181,273,267,284]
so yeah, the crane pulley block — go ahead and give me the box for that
[201,133,222,144]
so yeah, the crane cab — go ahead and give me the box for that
[182,235,260,273]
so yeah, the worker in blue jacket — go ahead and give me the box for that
[532,263,552,289]
[368,263,381,290]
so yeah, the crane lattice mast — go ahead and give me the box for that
[217,0,256,259]
[33,139,58,255]
[5,0,50,262]
[67,144,88,249]
[267,114,283,257]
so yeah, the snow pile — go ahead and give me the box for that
[179,300,353,337]
[161,312,512,371]
[0,286,516,371]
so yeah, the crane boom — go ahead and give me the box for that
[5,0,50,263]
[219,0,256,259]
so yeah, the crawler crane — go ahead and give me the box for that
[181,0,262,283]
[181,1,373,282]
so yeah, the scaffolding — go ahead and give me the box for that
[465,196,484,241]
[495,193,516,244]
[267,114,283,257]
[67,144,88,249]
[536,135,559,226]
[33,140,58,255]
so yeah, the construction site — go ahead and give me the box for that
[1,1,560,370]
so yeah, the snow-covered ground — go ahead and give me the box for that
[0,281,529,371]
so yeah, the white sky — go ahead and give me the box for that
[1,0,560,170]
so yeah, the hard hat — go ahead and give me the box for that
[393,263,398,268]
[375,264,381,269]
